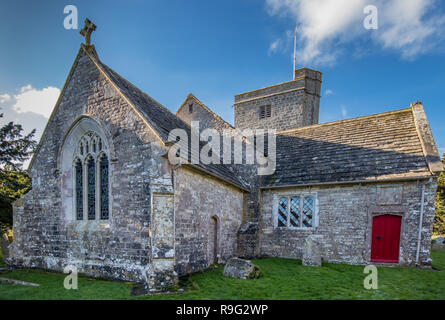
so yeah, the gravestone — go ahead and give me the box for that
[223,257,259,279]
[0,235,10,260]
[302,235,322,266]
[432,237,445,251]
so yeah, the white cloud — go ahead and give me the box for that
[20,84,32,93]
[377,0,445,59]
[12,85,60,118]
[0,85,60,169]
[268,39,282,55]
[266,0,445,65]
[0,94,11,104]
[324,89,334,96]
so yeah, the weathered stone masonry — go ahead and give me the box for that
[174,166,244,276]
[234,68,321,131]
[10,47,173,285]
[259,180,437,265]
[7,33,443,290]
[8,44,247,289]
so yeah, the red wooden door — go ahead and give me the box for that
[371,215,402,263]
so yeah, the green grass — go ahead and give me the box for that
[1,252,445,300]
[432,250,445,271]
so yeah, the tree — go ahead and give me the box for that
[434,154,445,235]
[0,113,36,235]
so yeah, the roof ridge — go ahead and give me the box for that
[103,63,182,121]
[277,107,412,134]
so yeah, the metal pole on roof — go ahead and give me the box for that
[293,25,298,80]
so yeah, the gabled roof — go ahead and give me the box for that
[83,46,249,191]
[176,93,235,131]
[29,44,248,191]
[262,105,443,188]
[95,60,190,143]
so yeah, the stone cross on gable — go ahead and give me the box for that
[80,18,97,46]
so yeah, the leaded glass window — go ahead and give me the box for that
[290,197,300,227]
[302,196,314,228]
[276,194,316,228]
[75,159,83,220]
[278,197,288,227]
[73,131,110,221]
[100,154,109,220]
[87,157,96,220]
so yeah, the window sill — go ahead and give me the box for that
[276,226,317,231]
[66,220,111,232]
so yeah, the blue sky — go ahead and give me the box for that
[0,0,444,160]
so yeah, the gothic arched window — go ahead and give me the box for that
[87,156,96,220]
[72,131,110,221]
[75,158,83,220]
[99,154,109,220]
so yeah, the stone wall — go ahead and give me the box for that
[174,166,244,276]
[234,68,322,131]
[176,94,262,258]
[9,48,174,285]
[259,180,437,265]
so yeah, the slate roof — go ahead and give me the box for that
[262,108,441,188]
[85,46,441,190]
[86,53,249,191]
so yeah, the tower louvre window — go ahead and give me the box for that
[259,105,271,119]
[189,103,193,113]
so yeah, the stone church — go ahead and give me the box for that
[7,21,443,290]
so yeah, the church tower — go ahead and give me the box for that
[234,68,322,131]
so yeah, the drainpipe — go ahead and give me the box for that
[415,182,426,265]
